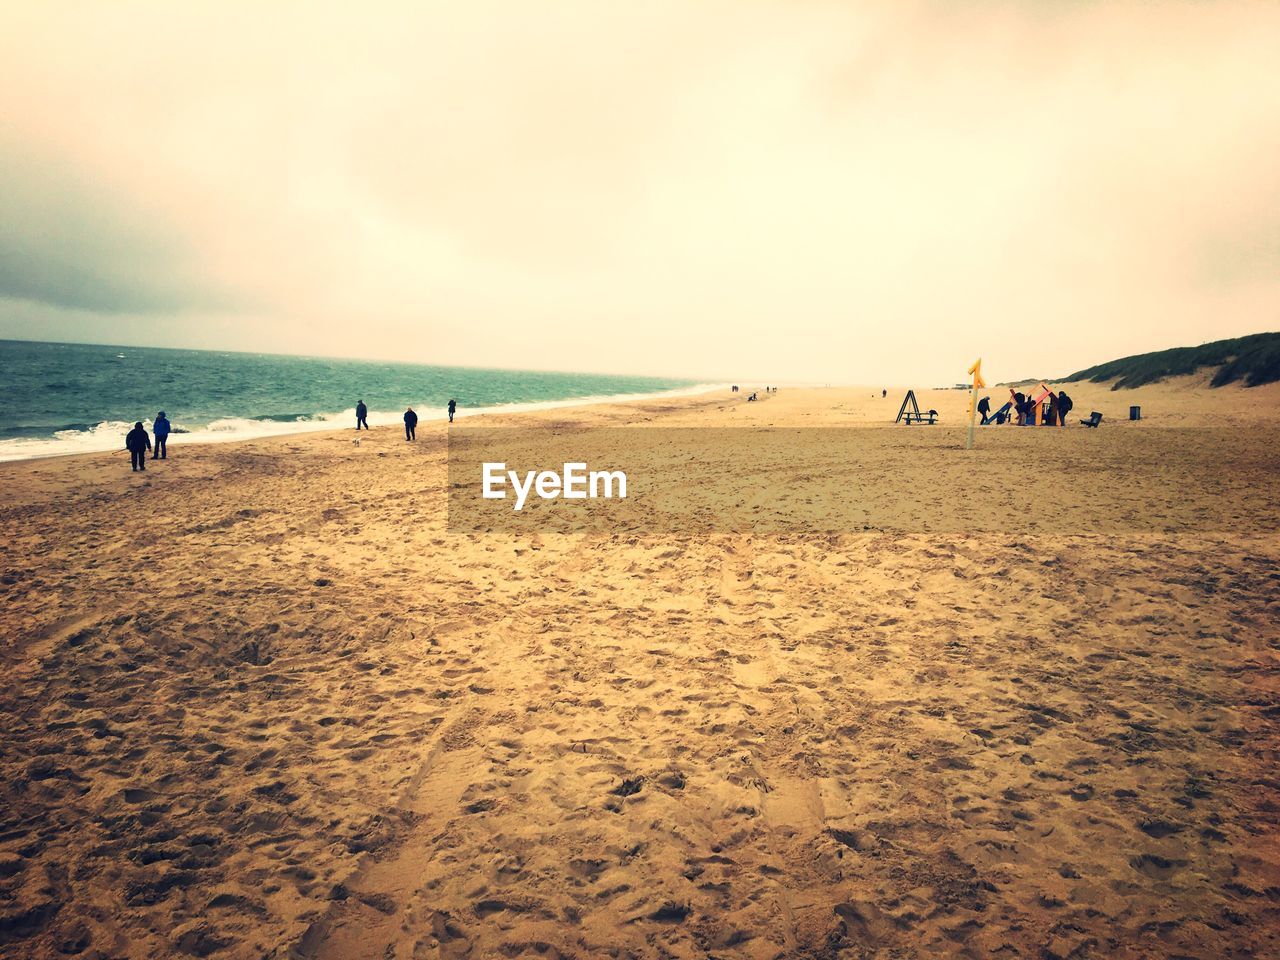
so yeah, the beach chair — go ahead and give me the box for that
[1080,411,1102,428]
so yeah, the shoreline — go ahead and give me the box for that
[3,373,1276,477]
[0,381,730,464]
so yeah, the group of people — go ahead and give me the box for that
[124,412,172,471]
[123,396,462,472]
[355,398,458,441]
[977,389,1075,426]
[736,386,778,402]
[1015,389,1073,426]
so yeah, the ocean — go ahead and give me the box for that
[0,339,713,462]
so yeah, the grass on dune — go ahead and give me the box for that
[1064,332,1280,390]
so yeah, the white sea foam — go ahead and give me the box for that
[0,384,726,462]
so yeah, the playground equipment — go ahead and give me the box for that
[981,401,1012,425]
[1020,382,1057,425]
[1004,382,1061,425]
[970,373,1088,430]
[895,390,937,425]
[977,381,1082,426]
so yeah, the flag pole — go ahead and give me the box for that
[966,358,984,450]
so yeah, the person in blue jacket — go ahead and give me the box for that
[125,422,151,472]
[403,406,418,441]
[153,411,171,459]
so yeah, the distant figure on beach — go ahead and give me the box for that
[882,388,887,398]
[125,422,151,472]
[732,385,738,393]
[152,411,171,459]
[977,396,990,422]
[404,406,417,440]
[1013,392,1027,426]
[1056,390,1073,427]
[356,400,369,430]
[448,399,457,423]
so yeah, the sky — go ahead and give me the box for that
[1,1,1277,384]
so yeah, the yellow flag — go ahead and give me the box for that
[968,358,985,389]
[966,359,985,448]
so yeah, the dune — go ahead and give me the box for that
[1,377,1277,959]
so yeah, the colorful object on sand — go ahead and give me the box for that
[1011,382,1059,426]
[966,358,985,448]
[982,401,1012,425]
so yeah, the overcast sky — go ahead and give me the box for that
[1,1,1276,383]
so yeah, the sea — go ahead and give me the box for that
[0,339,715,462]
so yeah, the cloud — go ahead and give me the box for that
[0,140,232,314]
[0,1,1276,381]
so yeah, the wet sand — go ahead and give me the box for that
[1,378,1278,959]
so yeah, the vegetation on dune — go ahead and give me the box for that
[1064,332,1280,390]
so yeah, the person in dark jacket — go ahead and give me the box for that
[403,406,418,440]
[356,400,369,430]
[447,399,457,423]
[125,422,151,472]
[1056,390,1073,427]
[977,396,990,423]
[152,411,171,459]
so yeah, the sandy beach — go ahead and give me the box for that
[2,379,1278,960]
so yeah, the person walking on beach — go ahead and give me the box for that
[356,400,369,430]
[1056,390,1073,427]
[126,421,151,472]
[447,399,457,423]
[152,411,171,459]
[404,406,418,440]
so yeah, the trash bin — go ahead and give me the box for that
[1129,405,1141,421]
